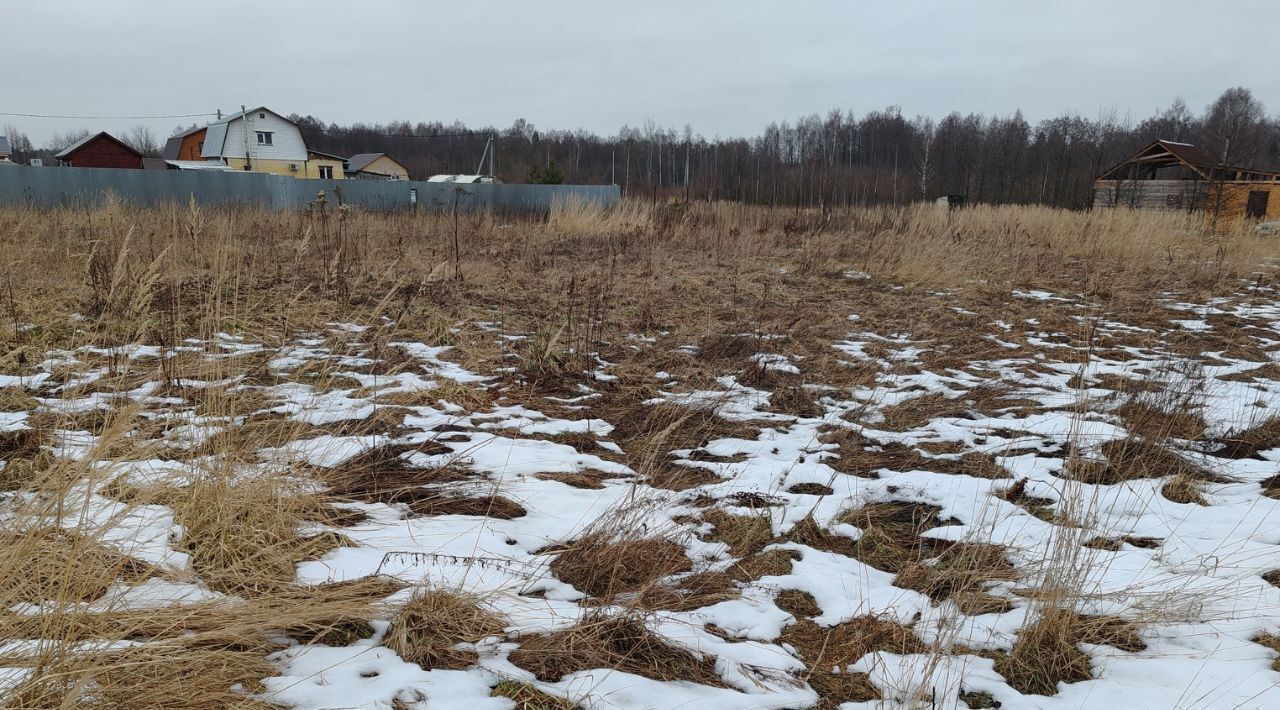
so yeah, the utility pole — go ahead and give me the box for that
[490,132,495,179]
[241,104,250,171]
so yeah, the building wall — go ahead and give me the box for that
[208,110,307,162]
[223,157,306,177]
[177,130,206,161]
[63,137,143,169]
[1092,179,1206,211]
[1210,183,1280,226]
[359,155,409,180]
[303,157,345,180]
[1095,179,1280,228]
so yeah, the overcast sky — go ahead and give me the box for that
[4,0,1277,146]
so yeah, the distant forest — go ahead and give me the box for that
[7,87,1278,210]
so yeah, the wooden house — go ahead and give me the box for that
[162,126,207,162]
[54,132,144,169]
[345,153,409,180]
[1093,140,1280,226]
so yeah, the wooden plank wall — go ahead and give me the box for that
[1092,180,1206,211]
[1211,183,1280,225]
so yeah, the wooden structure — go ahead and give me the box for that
[162,126,207,162]
[1093,139,1280,226]
[54,132,144,169]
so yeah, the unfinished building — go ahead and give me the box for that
[1093,139,1280,226]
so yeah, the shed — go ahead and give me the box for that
[1093,139,1280,225]
[0,135,11,161]
[54,132,144,169]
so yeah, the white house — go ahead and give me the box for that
[201,107,309,176]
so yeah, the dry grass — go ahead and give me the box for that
[508,612,723,686]
[835,501,959,572]
[0,527,156,604]
[1254,632,1280,672]
[174,474,347,596]
[1214,417,1280,459]
[895,542,1018,615]
[994,608,1145,696]
[383,588,507,670]
[781,616,926,708]
[5,646,281,709]
[490,680,578,709]
[1,198,1277,707]
[551,535,692,599]
[702,508,774,558]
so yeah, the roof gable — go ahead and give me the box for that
[1097,139,1280,181]
[55,132,143,161]
[347,152,407,175]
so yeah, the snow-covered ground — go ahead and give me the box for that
[4,284,1280,709]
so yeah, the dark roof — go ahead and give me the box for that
[1097,139,1280,181]
[54,131,143,160]
[162,125,206,160]
[347,152,409,176]
[1156,141,1218,169]
[142,157,169,170]
[345,153,384,173]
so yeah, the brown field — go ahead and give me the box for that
[2,198,1279,708]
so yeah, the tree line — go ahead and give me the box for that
[5,87,1276,210]
[293,87,1279,209]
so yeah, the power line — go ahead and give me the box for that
[311,128,486,140]
[0,110,217,120]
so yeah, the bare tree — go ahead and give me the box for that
[3,124,35,162]
[126,126,162,157]
[1202,87,1267,167]
[912,116,938,200]
[47,129,92,153]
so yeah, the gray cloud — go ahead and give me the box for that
[3,0,1276,145]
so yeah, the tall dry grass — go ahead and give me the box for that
[0,196,1276,707]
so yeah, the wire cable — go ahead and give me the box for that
[0,111,217,120]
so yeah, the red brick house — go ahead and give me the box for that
[54,132,144,169]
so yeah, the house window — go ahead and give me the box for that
[318,165,333,180]
[259,113,266,119]
[256,131,273,145]
[197,141,203,153]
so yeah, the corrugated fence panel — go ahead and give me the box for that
[0,166,619,212]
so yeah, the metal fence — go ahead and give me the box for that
[0,165,619,212]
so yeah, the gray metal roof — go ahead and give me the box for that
[162,125,205,160]
[346,153,384,173]
[0,136,11,155]
[201,121,229,159]
[161,137,180,160]
[54,132,107,159]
